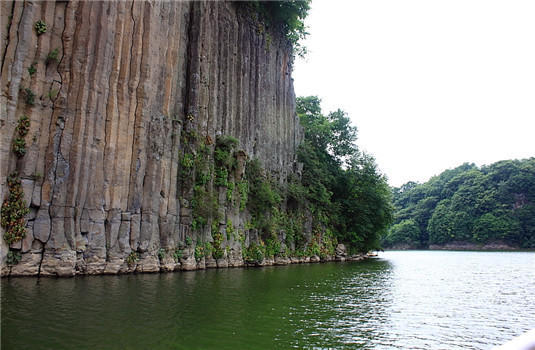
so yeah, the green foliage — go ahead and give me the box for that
[214,135,239,188]
[512,204,535,248]
[6,250,22,265]
[16,115,30,137]
[214,167,229,187]
[225,219,234,240]
[157,248,165,261]
[384,219,421,247]
[194,245,203,261]
[296,96,354,223]
[187,141,218,229]
[246,159,282,232]
[12,138,26,158]
[195,156,211,186]
[181,130,199,145]
[191,185,218,229]
[12,115,30,158]
[306,233,321,257]
[28,63,37,76]
[196,171,211,187]
[194,244,206,261]
[248,1,311,57]
[181,153,194,169]
[1,173,29,244]
[320,231,337,258]
[173,249,183,262]
[472,212,518,243]
[281,212,305,248]
[204,242,214,258]
[34,20,47,35]
[239,231,247,257]
[244,241,264,264]
[180,152,196,183]
[339,155,393,252]
[287,174,308,208]
[265,233,282,258]
[185,236,193,246]
[389,158,535,248]
[237,180,249,211]
[126,252,139,266]
[212,223,224,259]
[214,135,238,169]
[296,96,393,252]
[23,88,35,106]
[46,48,59,65]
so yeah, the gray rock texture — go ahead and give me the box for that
[1,1,304,276]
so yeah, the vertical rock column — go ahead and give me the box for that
[0,0,302,276]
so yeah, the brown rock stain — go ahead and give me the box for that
[1,1,303,276]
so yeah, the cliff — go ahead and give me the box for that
[1,1,305,276]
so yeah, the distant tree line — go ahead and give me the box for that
[384,159,535,248]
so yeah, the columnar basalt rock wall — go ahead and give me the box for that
[0,1,303,276]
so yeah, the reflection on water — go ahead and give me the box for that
[2,251,534,349]
[379,251,535,349]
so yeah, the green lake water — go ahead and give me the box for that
[1,251,534,349]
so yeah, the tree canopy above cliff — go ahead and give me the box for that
[296,96,393,252]
[385,158,535,248]
[247,0,311,56]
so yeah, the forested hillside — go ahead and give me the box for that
[384,159,535,249]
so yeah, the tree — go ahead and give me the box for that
[296,96,393,252]
[427,199,454,245]
[384,219,421,247]
[390,157,535,248]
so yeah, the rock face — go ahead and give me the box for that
[1,1,303,276]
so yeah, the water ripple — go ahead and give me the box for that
[2,252,534,349]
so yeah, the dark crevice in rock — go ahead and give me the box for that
[0,0,16,75]
[2,1,308,277]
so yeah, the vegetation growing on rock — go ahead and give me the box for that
[34,20,47,35]
[178,95,394,259]
[246,0,311,57]
[45,48,60,65]
[1,173,29,244]
[0,1,383,276]
[126,252,139,267]
[23,88,35,106]
[6,250,22,265]
[28,63,37,76]
[12,115,30,158]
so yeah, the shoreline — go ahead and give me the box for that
[384,242,533,252]
[1,253,372,279]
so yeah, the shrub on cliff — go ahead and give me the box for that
[245,0,311,57]
[1,173,29,244]
[12,115,30,158]
[34,20,47,35]
[246,159,282,232]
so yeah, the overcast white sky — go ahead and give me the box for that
[293,0,535,187]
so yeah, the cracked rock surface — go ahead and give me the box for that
[1,1,303,276]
